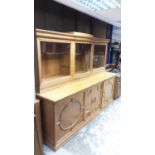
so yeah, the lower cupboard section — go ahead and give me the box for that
[41,78,115,151]
[101,78,115,108]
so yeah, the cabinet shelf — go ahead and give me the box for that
[42,52,69,56]
[76,53,82,56]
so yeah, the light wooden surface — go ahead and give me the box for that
[40,75,116,151]
[114,74,121,99]
[35,29,116,151]
[35,29,110,93]
[101,78,115,108]
[70,42,75,77]
[67,32,93,37]
[37,72,116,102]
[34,99,43,155]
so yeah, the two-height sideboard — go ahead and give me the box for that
[35,29,116,151]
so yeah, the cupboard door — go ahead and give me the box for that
[84,84,101,120]
[55,92,84,142]
[114,76,121,99]
[102,78,114,108]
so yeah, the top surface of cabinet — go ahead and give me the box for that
[67,32,93,37]
[37,72,116,102]
[36,29,109,43]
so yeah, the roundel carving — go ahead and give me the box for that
[59,99,81,130]
[103,80,113,102]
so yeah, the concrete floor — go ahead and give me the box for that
[44,97,121,155]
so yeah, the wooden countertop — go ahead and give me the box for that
[37,72,116,102]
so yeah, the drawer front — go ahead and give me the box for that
[84,84,101,120]
[55,91,84,142]
[102,78,114,108]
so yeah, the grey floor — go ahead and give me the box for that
[44,97,121,155]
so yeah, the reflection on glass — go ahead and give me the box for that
[75,44,91,73]
[41,42,70,79]
[93,45,106,68]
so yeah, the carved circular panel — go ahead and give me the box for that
[59,99,81,130]
[103,81,113,102]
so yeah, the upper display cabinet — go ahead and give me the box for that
[35,29,109,92]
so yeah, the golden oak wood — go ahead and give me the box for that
[101,77,115,108]
[37,72,115,102]
[35,29,116,151]
[38,75,116,151]
[114,74,121,99]
[84,84,101,120]
[70,42,75,77]
[35,29,110,93]
[34,99,43,155]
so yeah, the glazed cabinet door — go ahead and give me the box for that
[84,84,101,120]
[54,91,84,143]
[101,78,114,108]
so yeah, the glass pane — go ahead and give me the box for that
[75,44,91,73]
[93,45,106,68]
[41,42,70,79]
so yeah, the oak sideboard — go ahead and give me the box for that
[35,29,116,151]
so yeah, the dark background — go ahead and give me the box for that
[34,0,112,38]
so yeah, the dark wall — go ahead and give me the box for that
[34,0,112,38]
